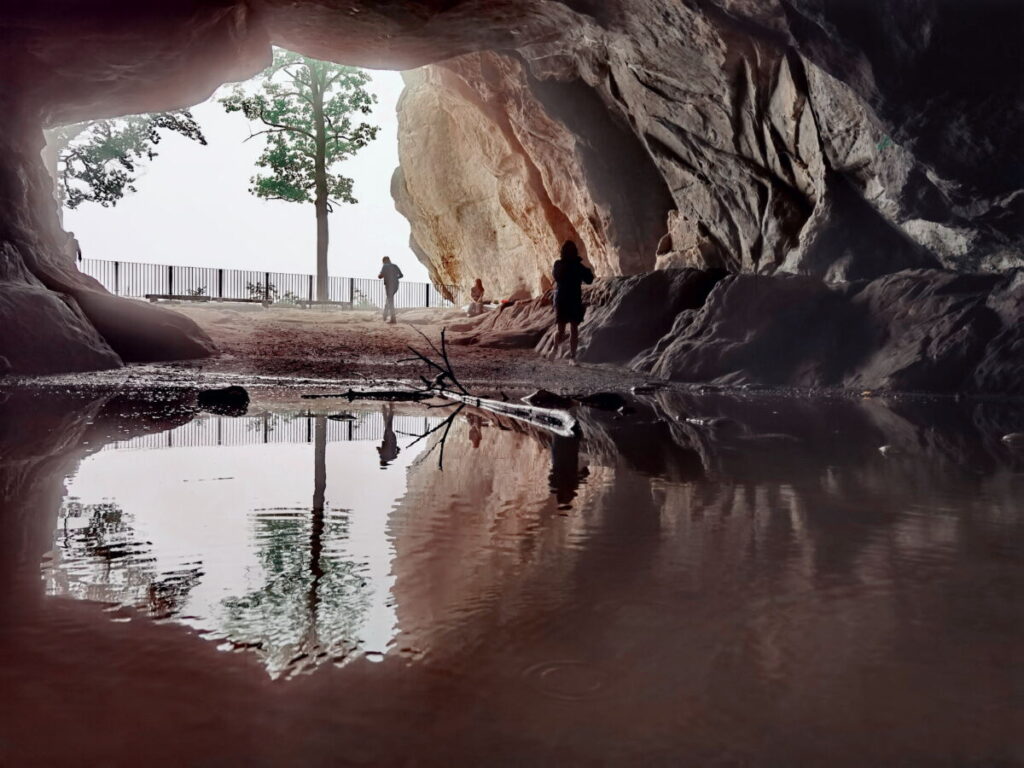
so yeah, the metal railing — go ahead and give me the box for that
[103,412,445,452]
[80,258,462,309]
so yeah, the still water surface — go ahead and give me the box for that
[1,387,1021,766]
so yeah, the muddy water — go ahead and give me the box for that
[0,386,1021,766]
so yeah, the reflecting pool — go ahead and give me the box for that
[0,386,1021,766]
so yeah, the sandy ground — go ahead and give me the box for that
[163,303,652,396]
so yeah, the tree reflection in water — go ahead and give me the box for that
[220,416,373,678]
[44,412,392,679]
[47,500,203,619]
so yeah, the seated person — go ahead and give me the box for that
[467,278,486,316]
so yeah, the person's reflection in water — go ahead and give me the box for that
[467,414,483,449]
[549,432,589,509]
[377,403,400,468]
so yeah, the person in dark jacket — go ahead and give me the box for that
[551,239,594,361]
[378,256,404,324]
[377,403,400,466]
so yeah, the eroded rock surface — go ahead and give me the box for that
[393,52,674,297]
[0,1,1020,379]
[394,1,1022,295]
[638,268,1024,395]
[452,267,1023,395]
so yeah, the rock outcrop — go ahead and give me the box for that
[451,267,1024,396]
[394,1,1022,296]
[393,52,675,298]
[634,268,1024,395]
[0,1,1020,379]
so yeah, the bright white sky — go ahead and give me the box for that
[63,69,429,283]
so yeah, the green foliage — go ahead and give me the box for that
[52,111,206,209]
[219,511,371,677]
[246,280,276,301]
[243,280,302,305]
[54,499,202,616]
[220,48,379,209]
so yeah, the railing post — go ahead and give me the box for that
[425,283,430,308]
[349,277,355,305]
[167,265,174,296]
[308,274,314,302]
[265,271,271,303]
[217,268,224,298]
[113,260,120,295]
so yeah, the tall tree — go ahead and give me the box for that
[220,49,379,301]
[47,111,207,210]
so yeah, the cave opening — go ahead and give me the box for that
[15,19,682,374]
[1,4,1023,765]
[1,1,1020,389]
[50,61,431,297]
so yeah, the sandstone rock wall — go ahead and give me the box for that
[0,1,1019,375]
[450,267,1024,396]
[393,52,675,298]
[393,1,1023,297]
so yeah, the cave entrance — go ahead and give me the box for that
[15,6,677,375]
[50,54,435,312]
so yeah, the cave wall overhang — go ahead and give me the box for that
[0,0,1021,375]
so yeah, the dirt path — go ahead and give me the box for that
[166,303,651,396]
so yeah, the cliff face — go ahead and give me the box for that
[394,0,1023,297]
[392,53,675,298]
[0,1,1020,376]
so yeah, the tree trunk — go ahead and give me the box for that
[304,414,327,650]
[311,67,330,302]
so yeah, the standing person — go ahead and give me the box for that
[65,231,82,264]
[378,256,403,324]
[551,240,594,362]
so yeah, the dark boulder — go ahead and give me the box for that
[197,386,249,416]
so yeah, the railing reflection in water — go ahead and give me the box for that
[103,411,442,452]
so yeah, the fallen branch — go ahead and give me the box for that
[438,390,577,437]
[407,325,469,395]
[302,329,577,437]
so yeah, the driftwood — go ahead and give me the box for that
[396,326,470,395]
[439,391,577,437]
[302,327,578,438]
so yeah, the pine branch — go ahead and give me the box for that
[254,107,316,141]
